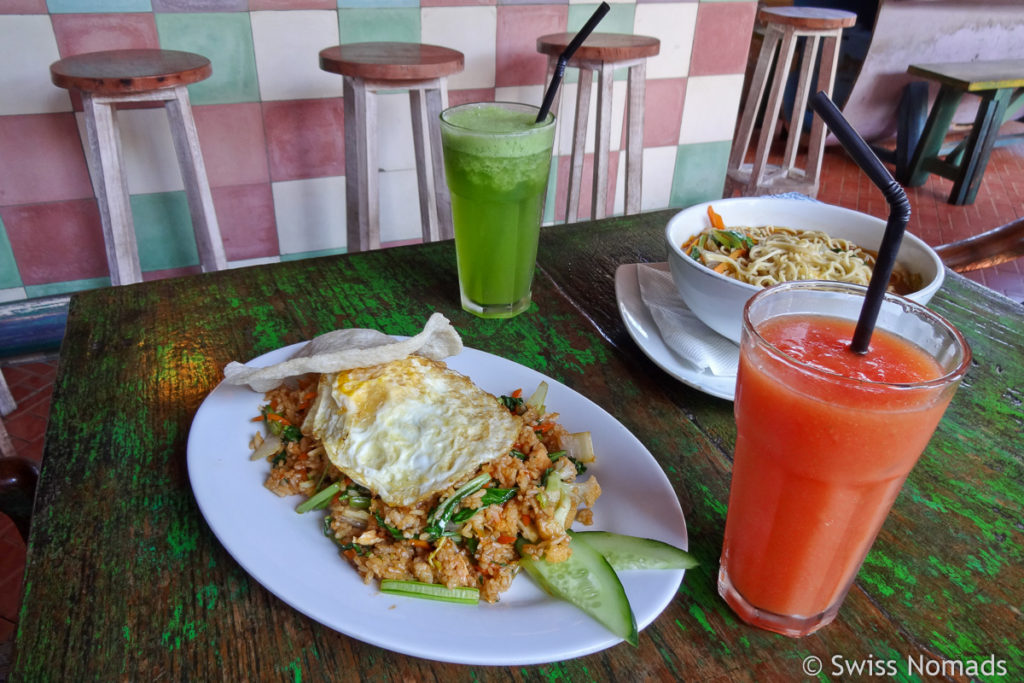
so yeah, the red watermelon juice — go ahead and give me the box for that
[719,281,970,637]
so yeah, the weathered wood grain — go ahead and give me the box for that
[12,211,1023,681]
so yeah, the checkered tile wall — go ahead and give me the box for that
[0,0,756,302]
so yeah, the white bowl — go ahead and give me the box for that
[665,197,945,343]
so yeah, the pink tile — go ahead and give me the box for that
[551,152,620,223]
[643,77,685,148]
[496,4,566,88]
[262,98,344,182]
[1,199,108,285]
[194,103,270,188]
[448,88,496,107]
[212,183,279,261]
[689,1,758,77]
[0,0,47,13]
[249,0,332,9]
[0,114,94,206]
[51,13,159,58]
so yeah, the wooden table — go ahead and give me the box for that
[901,59,1024,205]
[12,211,1024,680]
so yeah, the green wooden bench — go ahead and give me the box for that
[889,59,1024,205]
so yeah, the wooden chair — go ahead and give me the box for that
[319,42,464,252]
[536,32,660,222]
[50,49,228,286]
[936,215,1024,273]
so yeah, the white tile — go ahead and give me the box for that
[634,3,697,80]
[84,109,185,195]
[552,78,626,157]
[251,10,341,102]
[679,74,745,144]
[376,91,416,172]
[422,6,496,91]
[640,145,677,212]
[494,84,544,110]
[0,15,71,115]
[227,255,280,269]
[272,176,347,254]
[378,169,424,243]
[0,287,27,304]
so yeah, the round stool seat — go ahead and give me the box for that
[758,7,857,31]
[50,49,211,95]
[536,32,660,64]
[319,42,464,83]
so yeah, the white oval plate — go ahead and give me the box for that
[187,342,689,666]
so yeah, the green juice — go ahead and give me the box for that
[440,102,556,318]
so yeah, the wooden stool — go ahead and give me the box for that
[319,42,464,252]
[537,33,660,222]
[50,49,227,286]
[725,7,856,198]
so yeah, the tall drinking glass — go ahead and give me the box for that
[439,102,556,319]
[719,281,971,637]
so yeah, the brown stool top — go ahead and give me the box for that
[758,7,857,31]
[536,33,660,63]
[50,49,212,95]
[319,43,464,82]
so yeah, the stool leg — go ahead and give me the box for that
[427,83,453,240]
[803,30,843,197]
[567,66,593,222]
[749,26,798,192]
[409,87,442,243]
[592,60,614,220]
[949,87,1011,205]
[344,76,380,252]
[0,368,15,417]
[81,94,142,286]
[165,86,227,273]
[624,60,646,215]
[728,25,783,182]
[781,34,819,177]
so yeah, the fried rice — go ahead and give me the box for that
[250,369,601,603]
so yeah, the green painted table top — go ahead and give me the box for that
[12,210,1024,681]
[908,60,1024,92]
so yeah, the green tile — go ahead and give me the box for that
[543,158,558,225]
[280,247,347,262]
[48,0,151,12]
[155,13,259,105]
[669,140,731,208]
[0,217,23,290]
[562,4,636,84]
[567,3,634,35]
[338,8,420,44]
[130,192,200,272]
[25,278,109,299]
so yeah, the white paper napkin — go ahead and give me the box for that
[636,263,739,376]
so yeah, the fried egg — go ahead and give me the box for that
[302,355,522,507]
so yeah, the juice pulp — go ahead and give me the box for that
[720,314,954,635]
[440,103,555,318]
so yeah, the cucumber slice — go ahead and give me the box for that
[572,531,698,571]
[517,532,638,646]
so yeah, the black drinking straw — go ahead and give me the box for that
[535,2,611,124]
[809,91,912,355]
